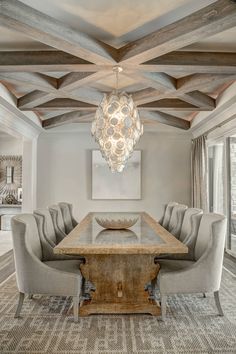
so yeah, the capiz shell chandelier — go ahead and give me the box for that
[91,66,143,173]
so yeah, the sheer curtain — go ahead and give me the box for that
[212,145,224,214]
[191,135,209,211]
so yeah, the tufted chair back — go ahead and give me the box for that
[168,204,188,238]
[162,202,178,229]
[58,202,78,234]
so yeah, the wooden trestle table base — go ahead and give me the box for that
[54,212,187,316]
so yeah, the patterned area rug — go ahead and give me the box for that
[0,270,236,354]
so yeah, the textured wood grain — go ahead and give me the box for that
[42,111,94,129]
[55,212,187,316]
[118,0,236,64]
[139,99,208,112]
[141,51,236,74]
[140,111,190,130]
[54,212,188,255]
[1,0,235,129]
[79,254,160,316]
[0,0,117,65]
[24,98,97,112]
[0,50,107,72]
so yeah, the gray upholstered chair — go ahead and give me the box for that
[160,202,178,229]
[167,204,188,238]
[49,204,66,240]
[158,208,203,262]
[157,213,227,320]
[33,208,84,262]
[11,214,83,322]
[34,208,58,247]
[174,208,203,260]
[59,202,78,234]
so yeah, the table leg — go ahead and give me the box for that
[79,254,160,316]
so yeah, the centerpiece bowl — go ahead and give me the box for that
[95,214,138,230]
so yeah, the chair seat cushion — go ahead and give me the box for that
[158,259,195,274]
[44,260,82,275]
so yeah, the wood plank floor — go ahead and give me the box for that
[0,250,14,284]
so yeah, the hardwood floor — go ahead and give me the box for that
[0,250,14,284]
[224,252,236,276]
[0,230,13,256]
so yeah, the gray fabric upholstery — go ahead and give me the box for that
[11,214,82,297]
[179,208,202,243]
[177,208,203,260]
[161,202,178,229]
[34,209,56,246]
[59,202,78,234]
[160,208,203,261]
[157,213,227,296]
[167,204,188,238]
[49,204,66,242]
[44,260,83,275]
[34,209,84,262]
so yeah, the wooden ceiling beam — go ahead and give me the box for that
[43,108,190,130]
[132,70,235,107]
[138,99,209,112]
[0,72,57,92]
[118,0,236,64]
[0,50,110,72]
[18,91,56,109]
[140,51,236,74]
[42,111,94,129]
[177,73,236,92]
[128,72,215,109]
[1,50,236,75]
[58,71,111,91]
[0,0,117,65]
[18,86,103,109]
[177,91,215,109]
[22,98,97,112]
[140,110,190,130]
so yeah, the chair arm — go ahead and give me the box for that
[20,250,82,297]
[159,240,221,295]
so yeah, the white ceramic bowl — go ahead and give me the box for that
[95,215,138,229]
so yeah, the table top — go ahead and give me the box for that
[54,212,188,255]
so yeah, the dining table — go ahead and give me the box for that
[54,212,188,317]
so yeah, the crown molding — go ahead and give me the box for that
[0,83,42,140]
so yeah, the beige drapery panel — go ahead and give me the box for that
[191,135,208,212]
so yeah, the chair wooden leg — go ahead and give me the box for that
[73,296,80,323]
[214,291,224,316]
[161,295,167,321]
[14,292,25,318]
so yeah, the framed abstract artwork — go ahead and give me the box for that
[92,150,141,200]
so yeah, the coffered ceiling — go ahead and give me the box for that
[0,0,236,131]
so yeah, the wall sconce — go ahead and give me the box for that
[6,166,14,184]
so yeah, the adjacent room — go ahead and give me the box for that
[0,0,236,353]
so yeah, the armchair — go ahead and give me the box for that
[167,204,188,238]
[58,202,78,234]
[11,214,83,322]
[160,202,178,229]
[49,204,66,240]
[157,213,227,320]
[34,208,84,262]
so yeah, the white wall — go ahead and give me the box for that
[36,131,191,221]
[0,136,23,155]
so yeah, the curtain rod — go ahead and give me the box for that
[194,114,236,140]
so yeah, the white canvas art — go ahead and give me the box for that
[92,150,141,199]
